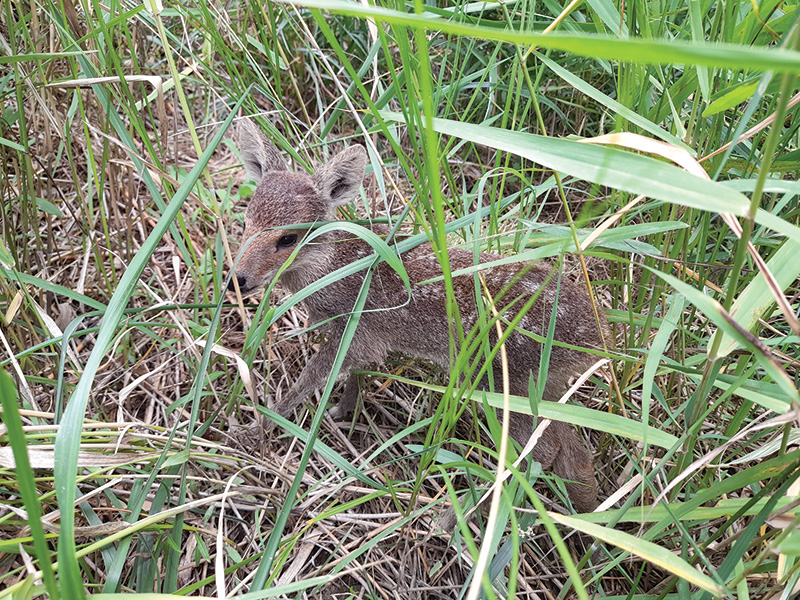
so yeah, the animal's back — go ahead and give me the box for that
[292,224,607,401]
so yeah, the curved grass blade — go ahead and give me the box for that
[714,237,800,358]
[649,268,799,403]
[525,221,688,256]
[385,112,800,244]
[0,268,107,311]
[549,513,726,596]
[249,257,375,590]
[52,99,246,598]
[386,375,678,449]
[531,49,690,151]
[241,220,412,361]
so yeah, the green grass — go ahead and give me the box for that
[1,0,799,597]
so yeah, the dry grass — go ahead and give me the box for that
[2,92,609,600]
[2,1,800,599]
[1,106,617,600]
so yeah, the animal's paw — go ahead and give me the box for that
[436,507,459,534]
[262,415,278,437]
[268,393,297,421]
[228,416,267,453]
[327,403,354,421]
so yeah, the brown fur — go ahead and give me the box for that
[232,121,609,512]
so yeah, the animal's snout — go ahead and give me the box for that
[226,273,248,293]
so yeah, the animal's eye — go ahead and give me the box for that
[277,234,298,249]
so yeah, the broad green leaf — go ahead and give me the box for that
[486,390,679,449]
[727,430,800,464]
[777,532,800,556]
[733,0,786,44]
[0,370,59,598]
[684,372,793,414]
[407,444,474,465]
[415,240,583,283]
[525,221,688,256]
[0,51,89,63]
[704,78,789,116]
[0,268,107,311]
[0,136,25,152]
[439,0,523,16]
[89,593,193,600]
[579,496,797,525]
[549,513,726,596]
[688,0,710,100]
[287,0,800,73]
[0,240,13,268]
[722,178,800,195]
[387,376,679,449]
[382,111,751,217]
[755,208,800,244]
[246,34,287,69]
[584,0,627,37]
[36,197,63,217]
[161,450,191,467]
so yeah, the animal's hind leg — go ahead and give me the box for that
[550,421,598,512]
[508,415,598,513]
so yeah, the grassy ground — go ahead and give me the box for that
[1,0,800,598]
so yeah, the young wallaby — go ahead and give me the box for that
[231,120,609,513]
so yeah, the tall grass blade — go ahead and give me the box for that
[52,101,245,596]
[0,370,59,598]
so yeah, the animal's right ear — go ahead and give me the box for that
[238,119,287,182]
[313,145,368,208]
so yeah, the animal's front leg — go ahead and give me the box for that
[270,342,339,420]
[328,373,360,420]
[269,338,365,425]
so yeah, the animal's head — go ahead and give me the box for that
[230,120,368,294]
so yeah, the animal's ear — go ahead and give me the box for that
[238,119,287,182]
[313,145,367,207]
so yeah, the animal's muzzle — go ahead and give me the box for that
[226,273,249,293]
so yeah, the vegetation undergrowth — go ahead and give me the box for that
[1,0,799,598]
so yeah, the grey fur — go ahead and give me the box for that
[232,122,610,513]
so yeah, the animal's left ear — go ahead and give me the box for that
[313,145,368,208]
[238,119,287,182]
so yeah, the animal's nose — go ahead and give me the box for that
[227,273,248,292]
